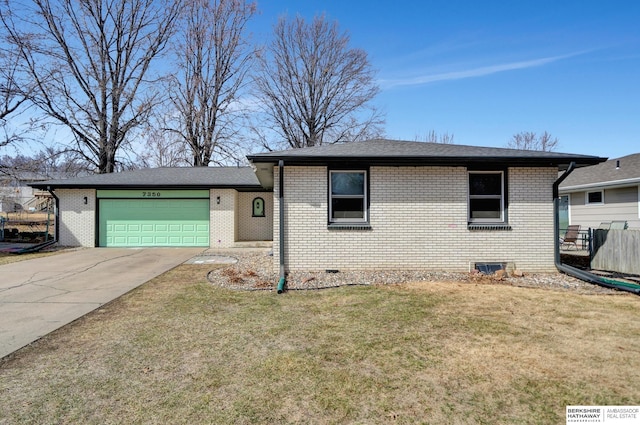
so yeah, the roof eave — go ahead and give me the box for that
[559,177,640,193]
[248,155,604,168]
[29,183,267,191]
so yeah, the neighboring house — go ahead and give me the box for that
[30,167,273,247]
[1,174,34,212]
[559,153,640,230]
[1,171,70,212]
[247,139,604,273]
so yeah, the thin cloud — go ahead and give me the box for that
[380,52,585,89]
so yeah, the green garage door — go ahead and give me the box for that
[99,198,210,247]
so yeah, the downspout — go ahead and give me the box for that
[554,163,640,294]
[46,186,59,243]
[277,160,286,294]
[553,162,575,266]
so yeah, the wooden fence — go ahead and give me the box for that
[591,229,640,275]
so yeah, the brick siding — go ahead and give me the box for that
[57,188,96,246]
[237,192,274,241]
[274,165,557,273]
[209,189,236,248]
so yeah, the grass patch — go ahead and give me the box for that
[0,250,60,265]
[1,268,639,424]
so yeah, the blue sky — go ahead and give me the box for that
[251,0,640,159]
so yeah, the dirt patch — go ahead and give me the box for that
[561,253,590,269]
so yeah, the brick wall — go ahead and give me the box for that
[237,192,273,241]
[57,188,96,246]
[274,166,557,273]
[209,189,236,248]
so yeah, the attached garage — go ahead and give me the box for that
[31,167,273,249]
[97,190,210,247]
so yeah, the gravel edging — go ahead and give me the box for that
[205,251,621,295]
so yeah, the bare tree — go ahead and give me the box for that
[0,146,87,179]
[0,2,35,152]
[168,0,257,166]
[138,126,190,168]
[254,14,383,150]
[414,130,455,144]
[0,47,28,150]
[4,0,182,173]
[507,131,559,151]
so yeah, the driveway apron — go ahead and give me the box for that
[0,248,203,359]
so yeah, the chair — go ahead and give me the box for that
[598,222,611,230]
[610,220,628,230]
[560,225,581,250]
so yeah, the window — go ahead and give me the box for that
[468,171,505,223]
[586,190,603,205]
[329,170,367,223]
[252,197,265,217]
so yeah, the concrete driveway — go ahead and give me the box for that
[0,247,203,359]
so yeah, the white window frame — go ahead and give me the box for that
[585,190,604,205]
[468,171,505,223]
[329,170,368,223]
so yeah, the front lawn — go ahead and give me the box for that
[1,265,638,424]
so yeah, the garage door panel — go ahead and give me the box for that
[99,198,209,247]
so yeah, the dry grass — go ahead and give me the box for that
[0,250,60,265]
[1,265,639,424]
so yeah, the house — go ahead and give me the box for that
[559,153,640,230]
[31,139,605,274]
[30,167,273,247]
[247,139,605,273]
[0,172,41,212]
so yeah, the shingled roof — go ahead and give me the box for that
[247,139,605,169]
[29,166,264,190]
[559,153,640,191]
[247,139,606,188]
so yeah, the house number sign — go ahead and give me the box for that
[96,189,209,199]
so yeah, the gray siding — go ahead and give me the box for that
[569,186,640,229]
